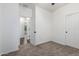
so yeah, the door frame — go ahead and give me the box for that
[65,12,79,48]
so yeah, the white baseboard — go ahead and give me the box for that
[0,47,19,56]
[34,40,51,46]
[51,40,66,45]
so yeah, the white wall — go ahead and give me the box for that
[51,3,79,45]
[35,3,79,47]
[0,3,20,54]
[0,4,3,54]
[35,6,52,45]
[19,5,32,17]
[20,17,25,38]
[30,4,36,45]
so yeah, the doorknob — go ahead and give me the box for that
[65,31,68,33]
[34,31,36,33]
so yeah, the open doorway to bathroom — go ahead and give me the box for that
[20,17,31,46]
[19,3,36,48]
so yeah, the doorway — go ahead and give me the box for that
[65,12,79,48]
[20,17,31,45]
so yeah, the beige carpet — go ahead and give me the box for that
[2,41,79,56]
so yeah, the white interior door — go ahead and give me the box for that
[66,12,79,48]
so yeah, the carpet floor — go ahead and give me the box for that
[2,41,79,56]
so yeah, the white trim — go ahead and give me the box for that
[34,40,51,46]
[0,47,19,56]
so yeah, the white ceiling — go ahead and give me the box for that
[36,3,68,12]
[20,3,68,12]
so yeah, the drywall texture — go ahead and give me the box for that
[51,4,79,46]
[0,3,20,54]
[35,6,52,45]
